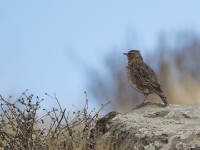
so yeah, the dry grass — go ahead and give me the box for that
[0,90,110,150]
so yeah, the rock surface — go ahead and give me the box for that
[94,103,200,150]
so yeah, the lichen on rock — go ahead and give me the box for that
[94,103,200,150]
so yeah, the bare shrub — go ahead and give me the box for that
[0,90,110,150]
[155,32,200,104]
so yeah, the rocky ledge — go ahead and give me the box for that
[93,103,200,150]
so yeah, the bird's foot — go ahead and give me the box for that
[134,102,151,109]
[162,103,169,107]
[133,102,168,110]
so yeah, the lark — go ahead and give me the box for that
[123,50,168,107]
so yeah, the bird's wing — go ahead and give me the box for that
[134,61,164,94]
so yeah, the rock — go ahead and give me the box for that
[94,103,200,150]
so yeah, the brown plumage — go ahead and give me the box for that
[123,50,168,107]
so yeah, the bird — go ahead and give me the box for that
[123,50,168,107]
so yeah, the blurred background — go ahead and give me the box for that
[1,1,200,112]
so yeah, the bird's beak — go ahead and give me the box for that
[123,53,128,56]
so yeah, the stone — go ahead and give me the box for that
[94,103,200,150]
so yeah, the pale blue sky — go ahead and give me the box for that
[0,1,200,110]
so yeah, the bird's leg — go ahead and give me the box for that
[138,94,149,106]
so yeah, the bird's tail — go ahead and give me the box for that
[146,84,168,106]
